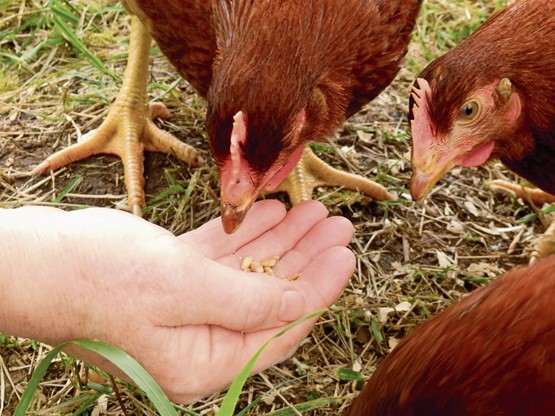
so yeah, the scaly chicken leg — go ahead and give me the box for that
[270,147,394,205]
[489,179,555,262]
[32,16,203,216]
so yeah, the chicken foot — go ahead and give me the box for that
[489,179,555,262]
[270,147,394,205]
[32,16,203,216]
[488,180,555,206]
[529,219,555,263]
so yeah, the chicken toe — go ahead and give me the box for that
[32,16,203,216]
[488,179,555,206]
[270,147,394,205]
[488,180,555,262]
[531,218,555,263]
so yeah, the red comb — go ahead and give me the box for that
[230,111,247,182]
[410,78,436,148]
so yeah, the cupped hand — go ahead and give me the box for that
[1,200,355,403]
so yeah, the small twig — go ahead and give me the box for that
[259,373,302,416]
[109,375,130,416]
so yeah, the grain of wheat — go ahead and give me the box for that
[240,256,253,271]
[240,255,299,281]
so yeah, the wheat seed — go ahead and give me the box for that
[240,256,253,271]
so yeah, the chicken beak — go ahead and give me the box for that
[220,194,256,234]
[410,149,455,204]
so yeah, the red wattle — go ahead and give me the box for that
[455,141,495,167]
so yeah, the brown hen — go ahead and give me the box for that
[409,0,555,259]
[34,0,422,232]
[345,255,555,416]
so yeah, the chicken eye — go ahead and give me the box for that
[457,100,481,124]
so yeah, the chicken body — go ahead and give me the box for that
[345,256,555,416]
[409,0,555,258]
[128,0,422,232]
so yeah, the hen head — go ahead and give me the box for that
[206,98,308,234]
[409,67,524,203]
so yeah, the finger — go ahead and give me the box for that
[152,257,308,331]
[179,200,286,259]
[217,200,330,268]
[272,215,354,277]
[293,246,356,307]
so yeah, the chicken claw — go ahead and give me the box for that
[489,179,555,262]
[271,147,394,205]
[531,220,555,263]
[32,17,203,216]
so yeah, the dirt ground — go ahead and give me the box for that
[0,1,542,414]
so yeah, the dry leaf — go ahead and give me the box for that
[436,250,455,268]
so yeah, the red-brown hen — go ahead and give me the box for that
[35,0,422,231]
[409,0,555,258]
[126,0,422,232]
[345,256,555,416]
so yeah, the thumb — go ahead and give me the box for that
[155,259,307,332]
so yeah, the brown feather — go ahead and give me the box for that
[345,256,555,416]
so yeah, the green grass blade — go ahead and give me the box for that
[516,204,555,224]
[14,342,69,416]
[53,175,81,202]
[50,15,119,80]
[234,395,266,416]
[150,78,181,103]
[44,392,103,415]
[49,0,80,25]
[73,393,105,415]
[148,182,186,204]
[15,339,177,416]
[72,339,178,416]
[336,368,365,382]
[234,375,311,416]
[265,397,339,415]
[21,38,64,63]
[217,309,325,416]
[369,319,383,344]
[48,0,120,81]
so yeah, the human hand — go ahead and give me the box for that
[0,200,355,403]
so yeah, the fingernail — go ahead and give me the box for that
[279,290,305,322]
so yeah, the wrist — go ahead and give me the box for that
[0,207,78,344]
